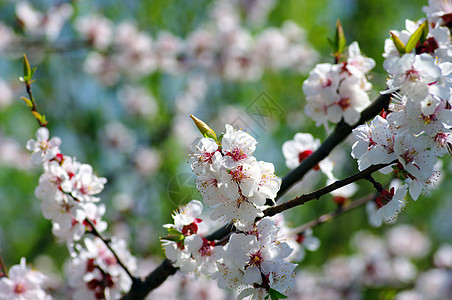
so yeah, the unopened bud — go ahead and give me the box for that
[190,115,217,141]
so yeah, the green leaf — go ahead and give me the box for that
[21,55,37,84]
[420,20,429,45]
[405,22,427,53]
[336,20,346,55]
[23,54,31,77]
[40,114,47,126]
[30,67,37,79]
[390,32,406,55]
[217,133,225,143]
[328,20,346,57]
[268,289,288,300]
[190,115,217,142]
[20,97,33,108]
[161,227,185,241]
[31,111,41,120]
[166,227,182,235]
[23,54,31,79]
[161,234,184,242]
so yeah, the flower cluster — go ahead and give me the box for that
[160,121,297,299]
[0,258,51,300]
[26,127,135,299]
[190,124,281,229]
[161,200,297,299]
[66,237,137,300]
[161,200,221,276]
[214,219,297,299]
[15,1,73,41]
[352,2,452,224]
[303,41,375,127]
[27,127,107,244]
[78,8,318,84]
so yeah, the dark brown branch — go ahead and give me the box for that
[85,219,136,281]
[121,259,177,300]
[264,161,395,217]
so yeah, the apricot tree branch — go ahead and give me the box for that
[85,219,136,282]
[264,161,396,217]
[121,93,392,299]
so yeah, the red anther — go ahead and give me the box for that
[333,196,347,206]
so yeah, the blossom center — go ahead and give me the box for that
[321,78,332,88]
[226,147,247,162]
[13,282,26,294]
[246,251,263,268]
[199,238,215,256]
[230,165,247,183]
[39,140,50,152]
[406,68,420,81]
[375,188,394,208]
[337,97,351,110]
[182,222,198,235]
[202,151,216,164]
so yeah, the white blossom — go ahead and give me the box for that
[0,258,51,300]
[26,127,61,165]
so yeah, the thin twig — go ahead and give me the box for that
[291,193,376,235]
[21,56,48,127]
[8,39,90,54]
[264,161,396,217]
[85,219,136,281]
[24,80,47,127]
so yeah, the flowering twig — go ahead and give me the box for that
[264,161,396,217]
[85,219,136,282]
[20,55,47,127]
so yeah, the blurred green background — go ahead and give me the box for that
[1,0,450,297]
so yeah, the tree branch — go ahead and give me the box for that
[264,161,395,217]
[85,219,136,281]
[121,259,177,300]
[276,92,391,200]
[121,93,392,299]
